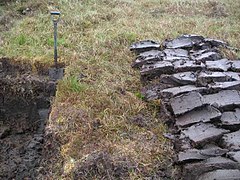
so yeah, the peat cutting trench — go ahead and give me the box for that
[130,35,240,179]
[0,58,56,179]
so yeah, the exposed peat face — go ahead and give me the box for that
[0,58,56,179]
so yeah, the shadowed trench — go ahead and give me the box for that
[0,58,56,179]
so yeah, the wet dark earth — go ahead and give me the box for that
[130,35,240,179]
[0,58,56,179]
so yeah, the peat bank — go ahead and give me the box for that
[0,58,56,179]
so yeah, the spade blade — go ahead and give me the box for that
[49,67,64,81]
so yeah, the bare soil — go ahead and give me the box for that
[0,58,56,179]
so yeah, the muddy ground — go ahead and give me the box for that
[0,58,56,179]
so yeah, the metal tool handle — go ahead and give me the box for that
[50,11,61,15]
[50,11,61,22]
[50,11,61,67]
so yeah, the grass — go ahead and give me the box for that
[0,0,240,179]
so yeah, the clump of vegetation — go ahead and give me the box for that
[0,0,240,179]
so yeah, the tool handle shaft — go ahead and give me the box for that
[54,22,58,67]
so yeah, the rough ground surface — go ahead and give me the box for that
[131,34,240,179]
[0,58,56,179]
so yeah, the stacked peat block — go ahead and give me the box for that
[130,35,240,180]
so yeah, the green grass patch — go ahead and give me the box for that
[15,34,27,45]
[135,92,145,100]
[63,76,88,93]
